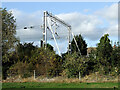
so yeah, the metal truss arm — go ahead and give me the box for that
[46,11,71,28]
[47,18,62,56]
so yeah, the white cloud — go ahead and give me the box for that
[9,3,118,54]
[16,28,42,41]
[57,12,104,40]
[105,24,118,37]
[95,3,118,25]
[9,9,43,41]
[94,3,118,40]
[9,9,22,18]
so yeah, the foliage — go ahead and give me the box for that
[64,52,89,78]
[86,48,97,73]
[16,42,37,63]
[7,62,33,78]
[30,48,62,77]
[2,8,119,80]
[110,44,120,75]
[71,34,87,55]
[96,34,112,59]
[46,43,54,51]
[5,42,63,78]
[1,8,19,79]
[96,34,118,75]
[47,54,63,77]
[2,51,19,79]
[2,8,19,56]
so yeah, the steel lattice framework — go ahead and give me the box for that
[42,11,81,56]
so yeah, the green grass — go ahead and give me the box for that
[2,82,118,88]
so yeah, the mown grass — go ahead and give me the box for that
[2,82,118,88]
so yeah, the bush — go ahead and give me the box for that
[7,61,33,78]
[30,48,63,77]
[63,52,89,78]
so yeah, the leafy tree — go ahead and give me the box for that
[64,52,89,78]
[1,8,19,79]
[87,48,97,73]
[2,8,19,56]
[96,34,113,74]
[7,43,62,78]
[30,48,62,77]
[71,34,87,55]
[97,34,112,59]
[16,42,37,63]
[47,54,63,77]
[47,43,54,51]
[110,43,120,75]
[7,61,33,78]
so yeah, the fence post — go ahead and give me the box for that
[96,72,98,81]
[34,70,35,80]
[79,71,81,80]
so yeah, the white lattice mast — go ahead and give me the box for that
[42,11,72,54]
[43,11,47,49]
[42,11,81,55]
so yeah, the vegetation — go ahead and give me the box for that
[97,34,112,59]
[63,52,89,78]
[2,8,19,79]
[1,8,119,85]
[95,34,119,75]
[71,34,87,55]
[7,44,63,78]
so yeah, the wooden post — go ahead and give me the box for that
[34,70,35,80]
[79,71,81,80]
[96,72,98,81]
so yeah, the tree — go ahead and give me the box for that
[47,43,54,51]
[97,34,112,59]
[2,8,19,56]
[29,48,62,77]
[96,34,113,74]
[64,52,89,78]
[110,43,120,75]
[7,61,33,78]
[71,34,87,55]
[1,8,19,79]
[87,48,97,73]
[16,42,37,63]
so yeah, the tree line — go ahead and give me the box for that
[1,8,120,79]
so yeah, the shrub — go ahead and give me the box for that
[64,52,89,78]
[7,61,33,78]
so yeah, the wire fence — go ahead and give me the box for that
[6,70,47,79]
[2,69,119,83]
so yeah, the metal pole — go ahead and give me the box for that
[43,11,47,49]
[68,27,71,54]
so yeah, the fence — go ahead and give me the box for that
[2,69,119,83]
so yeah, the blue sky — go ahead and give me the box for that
[3,2,114,14]
[2,2,118,54]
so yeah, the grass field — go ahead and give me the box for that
[2,82,118,88]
